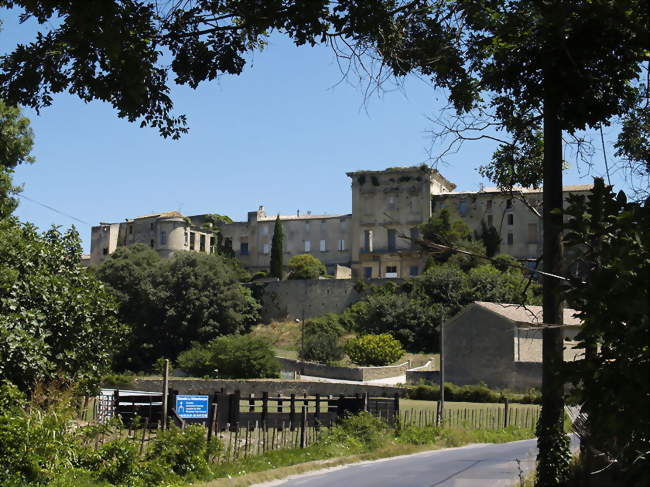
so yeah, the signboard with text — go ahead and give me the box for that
[175,395,209,419]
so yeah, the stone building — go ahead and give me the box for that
[444,301,583,391]
[89,211,214,266]
[89,165,591,274]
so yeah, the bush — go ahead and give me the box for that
[287,254,326,280]
[178,335,280,379]
[301,333,343,364]
[345,334,404,366]
[405,382,542,404]
[148,425,221,478]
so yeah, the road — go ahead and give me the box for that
[256,436,579,487]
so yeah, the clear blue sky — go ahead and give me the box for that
[1,9,624,252]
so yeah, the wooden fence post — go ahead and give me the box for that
[315,393,321,431]
[300,406,307,448]
[262,392,269,429]
[393,392,400,428]
[233,390,241,432]
[504,398,509,428]
[290,393,296,431]
[362,392,368,412]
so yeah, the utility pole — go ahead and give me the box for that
[438,311,445,426]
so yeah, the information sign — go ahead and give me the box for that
[175,395,209,419]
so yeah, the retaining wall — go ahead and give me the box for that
[132,379,404,397]
[277,357,409,382]
[253,278,402,322]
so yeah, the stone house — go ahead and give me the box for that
[444,301,583,391]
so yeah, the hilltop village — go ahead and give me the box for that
[89,165,591,277]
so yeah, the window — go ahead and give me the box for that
[458,200,468,216]
[385,265,398,278]
[364,267,373,279]
[150,223,154,231]
[320,239,327,252]
[199,234,206,252]
[506,198,513,209]
[409,265,419,277]
[240,242,249,255]
[507,233,514,245]
[338,239,345,251]
[262,225,269,236]
[486,199,493,210]
[305,222,310,232]
[263,243,270,255]
[129,225,133,235]
[102,247,108,255]
[507,214,514,225]
[190,232,195,250]
[527,223,538,243]
[487,215,494,227]
[387,196,396,209]
[363,230,373,252]
[304,240,311,252]
[387,229,396,251]
[150,239,154,248]
[184,232,189,246]
[160,231,167,245]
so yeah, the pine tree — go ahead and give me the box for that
[270,215,284,279]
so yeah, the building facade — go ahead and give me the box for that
[90,166,591,275]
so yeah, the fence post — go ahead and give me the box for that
[504,398,509,428]
[113,389,120,421]
[249,393,255,412]
[315,393,321,431]
[300,405,307,448]
[233,390,241,432]
[393,393,400,428]
[290,393,296,431]
[207,394,216,445]
[362,392,368,412]
[262,391,269,429]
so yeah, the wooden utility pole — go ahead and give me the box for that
[438,312,445,426]
[162,359,169,429]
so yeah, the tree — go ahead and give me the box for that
[97,247,260,371]
[377,4,648,482]
[0,223,124,392]
[0,99,34,219]
[564,179,650,484]
[270,215,284,279]
[287,254,326,280]
[177,335,279,379]
[0,1,425,139]
[477,220,501,258]
[300,314,345,364]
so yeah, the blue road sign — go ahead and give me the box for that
[175,395,209,419]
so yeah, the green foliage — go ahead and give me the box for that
[406,383,541,405]
[0,223,123,392]
[97,246,260,371]
[345,334,404,366]
[563,178,650,482]
[300,314,345,364]
[269,215,284,279]
[100,373,135,389]
[287,254,326,280]
[148,425,220,478]
[336,411,389,450]
[0,100,34,218]
[477,220,501,258]
[178,335,279,379]
[343,292,442,352]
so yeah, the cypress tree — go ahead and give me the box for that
[270,215,284,279]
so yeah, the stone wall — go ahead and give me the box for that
[277,358,409,382]
[256,278,398,322]
[132,378,403,397]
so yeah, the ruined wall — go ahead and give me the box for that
[277,358,409,382]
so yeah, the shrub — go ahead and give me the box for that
[301,333,343,364]
[333,412,389,451]
[178,335,280,379]
[405,382,542,404]
[287,254,326,280]
[345,334,404,366]
[148,425,221,478]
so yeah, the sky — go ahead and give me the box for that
[1,9,626,252]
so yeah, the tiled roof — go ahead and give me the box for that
[474,301,582,326]
[258,213,351,222]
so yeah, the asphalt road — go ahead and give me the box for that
[258,436,579,487]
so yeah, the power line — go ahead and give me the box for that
[17,193,92,227]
